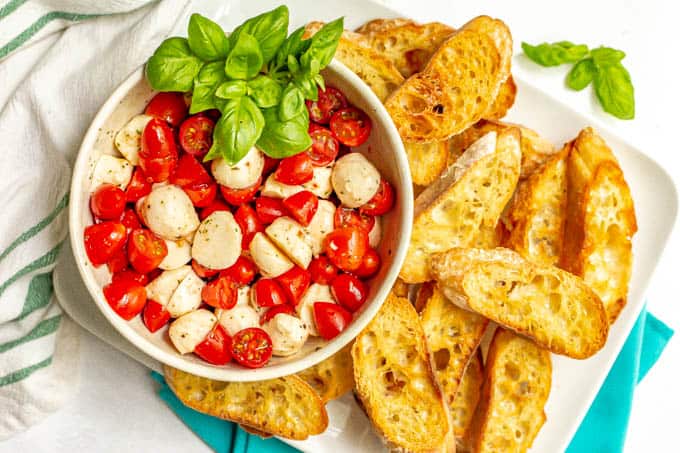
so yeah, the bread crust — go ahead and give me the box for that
[296,343,354,403]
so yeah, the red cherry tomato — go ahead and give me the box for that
[262,155,279,175]
[275,267,311,306]
[305,86,348,124]
[275,153,314,185]
[331,273,368,312]
[253,279,288,307]
[334,206,375,232]
[220,256,257,286]
[329,107,372,147]
[106,247,129,273]
[360,180,395,216]
[313,302,353,340]
[309,256,338,285]
[260,305,296,325]
[183,181,217,208]
[112,268,148,286]
[306,123,340,166]
[179,115,214,157]
[230,327,273,368]
[142,299,171,333]
[282,190,318,227]
[192,259,221,279]
[139,118,178,182]
[234,204,263,248]
[120,208,142,234]
[201,275,238,309]
[323,226,369,272]
[200,199,230,220]
[127,229,167,274]
[255,196,286,224]
[125,168,152,202]
[220,177,261,206]
[84,222,127,266]
[355,248,381,278]
[103,278,147,321]
[194,324,232,365]
[90,184,126,220]
[170,153,212,186]
[145,92,188,127]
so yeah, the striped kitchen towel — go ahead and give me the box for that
[0,0,194,439]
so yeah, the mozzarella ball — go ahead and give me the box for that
[248,232,294,278]
[114,114,152,166]
[159,238,192,270]
[139,185,200,240]
[260,173,303,199]
[296,283,336,336]
[331,153,380,208]
[91,155,133,191]
[145,266,192,306]
[211,146,264,189]
[368,216,382,248]
[166,270,204,318]
[215,305,259,337]
[305,200,335,257]
[191,211,242,270]
[302,164,333,198]
[168,309,216,354]
[265,217,313,269]
[263,313,309,356]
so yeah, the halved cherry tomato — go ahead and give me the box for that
[234,204,263,248]
[255,196,286,224]
[145,92,188,127]
[201,275,238,309]
[360,179,395,216]
[309,256,338,285]
[90,184,126,220]
[125,168,152,202]
[103,278,147,320]
[120,208,142,234]
[331,273,368,312]
[107,246,129,273]
[142,299,171,333]
[231,327,273,368]
[139,118,178,182]
[112,268,148,286]
[200,199,230,220]
[260,305,295,325]
[179,115,214,157]
[220,256,257,286]
[128,229,167,274]
[354,248,381,278]
[306,123,339,166]
[313,302,352,340]
[275,153,314,185]
[194,324,232,365]
[183,181,217,208]
[334,206,375,232]
[323,226,369,272]
[220,176,261,205]
[329,107,372,147]
[282,190,318,226]
[192,259,221,279]
[170,153,212,187]
[262,155,279,175]
[253,279,288,307]
[84,222,127,266]
[275,267,311,306]
[305,86,348,124]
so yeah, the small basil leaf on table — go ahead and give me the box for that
[590,46,626,67]
[279,83,305,121]
[206,96,265,164]
[273,25,311,69]
[190,61,225,114]
[225,32,263,80]
[187,13,230,61]
[594,63,635,120]
[300,18,344,70]
[229,5,289,65]
[247,75,282,108]
[521,41,589,66]
[257,108,312,158]
[146,37,202,92]
[566,58,596,91]
[215,80,248,99]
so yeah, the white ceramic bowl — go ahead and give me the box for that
[69,60,413,381]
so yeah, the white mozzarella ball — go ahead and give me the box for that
[90,155,133,191]
[263,313,309,356]
[248,232,294,278]
[331,153,380,208]
[296,283,336,336]
[145,266,192,306]
[191,211,242,270]
[368,216,382,248]
[302,164,333,198]
[114,114,152,165]
[166,270,205,318]
[159,238,192,270]
[138,185,200,240]
[168,309,216,354]
[211,146,264,189]
[215,305,259,337]
[265,217,313,269]
[260,174,303,199]
[305,200,335,257]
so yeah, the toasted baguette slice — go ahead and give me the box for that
[296,343,354,402]
[406,139,450,186]
[163,366,328,440]
[355,18,415,34]
[430,247,609,358]
[470,329,552,453]
[452,350,484,451]
[385,16,512,142]
[401,128,521,283]
[392,277,411,298]
[239,424,273,438]
[484,76,517,120]
[502,147,569,266]
[304,22,404,102]
[352,293,451,452]
[561,128,637,323]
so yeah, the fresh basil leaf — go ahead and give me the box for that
[225,32,263,80]
[279,83,305,121]
[205,96,265,163]
[294,75,319,101]
[594,63,635,120]
[215,80,247,99]
[247,75,282,108]
[521,41,589,67]
[230,5,288,66]
[300,18,343,71]
[566,58,596,91]
[189,61,225,114]
[274,25,311,68]
[287,54,300,76]
[146,37,202,92]
[590,46,626,67]
[257,108,312,158]
[314,73,325,92]
[188,14,230,61]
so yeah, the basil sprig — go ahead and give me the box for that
[145,6,344,164]
[522,42,634,120]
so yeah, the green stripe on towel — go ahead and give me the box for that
[0,0,29,20]
[0,356,53,387]
[0,315,61,353]
[0,242,62,298]
[15,273,53,321]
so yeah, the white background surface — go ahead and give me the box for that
[3,0,680,452]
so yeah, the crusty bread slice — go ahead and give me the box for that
[392,277,411,298]
[561,127,637,323]
[502,147,569,266]
[405,139,450,186]
[430,247,609,359]
[355,18,416,34]
[163,366,328,440]
[239,424,273,438]
[483,76,517,120]
[400,128,521,283]
[352,293,451,452]
[451,350,483,452]
[296,343,354,403]
[385,16,512,143]
[470,329,551,453]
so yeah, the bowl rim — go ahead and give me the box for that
[69,59,413,381]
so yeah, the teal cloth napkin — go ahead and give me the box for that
[151,308,673,453]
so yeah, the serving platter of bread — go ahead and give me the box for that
[157,1,678,451]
